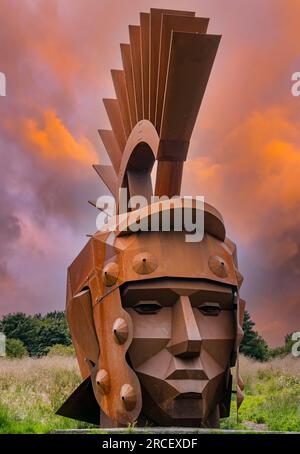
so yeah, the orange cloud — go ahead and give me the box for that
[22,110,98,166]
[187,107,300,251]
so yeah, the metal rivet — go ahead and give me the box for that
[102,262,119,286]
[96,369,110,395]
[120,384,136,411]
[132,252,157,275]
[208,255,229,278]
[112,318,129,344]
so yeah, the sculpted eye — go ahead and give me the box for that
[133,301,162,314]
[198,303,221,316]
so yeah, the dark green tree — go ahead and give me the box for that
[36,312,71,356]
[284,332,294,354]
[0,311,71,357]
[240,310,269,361]
[0,313,40,356]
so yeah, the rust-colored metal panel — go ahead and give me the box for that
[67,289,99,379]
[93,164,117,198]
[117,121,158,196]
[68,239,94,296]
[155,160,183,197]
[149,8,195,124]
[127,169,153,202]
[159,32,221,145]
[111,70,131,138]
[140,12,150,119]
[129,25,143,122]
[121,43,137,127]
[93,234,122,267]
[98,129,122,173]
[103,98,126,151]
[155,16,209,132]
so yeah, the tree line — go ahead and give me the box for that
[0,311,71,357]
[0,310,294,361]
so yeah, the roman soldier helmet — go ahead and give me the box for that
[57,8,245,427]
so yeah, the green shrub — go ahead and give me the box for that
[6,338,28,358]
[47,344,75,357]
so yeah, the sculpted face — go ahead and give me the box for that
[122,278,236,426]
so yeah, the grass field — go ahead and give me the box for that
[0,355,299,433]
[221,356,300,431]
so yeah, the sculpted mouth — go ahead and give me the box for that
[176,392,202,400]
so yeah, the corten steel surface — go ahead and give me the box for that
[57,8,245,428]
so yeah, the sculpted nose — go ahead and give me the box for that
[167,296,201,358]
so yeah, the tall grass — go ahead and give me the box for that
[0,356,89,433]
[0,355,299,433]
[222,355,300,431]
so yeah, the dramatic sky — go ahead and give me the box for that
[0,0,300,345]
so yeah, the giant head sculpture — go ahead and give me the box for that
[57,8,245,428]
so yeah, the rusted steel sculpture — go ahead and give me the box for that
[57,8,245,428]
